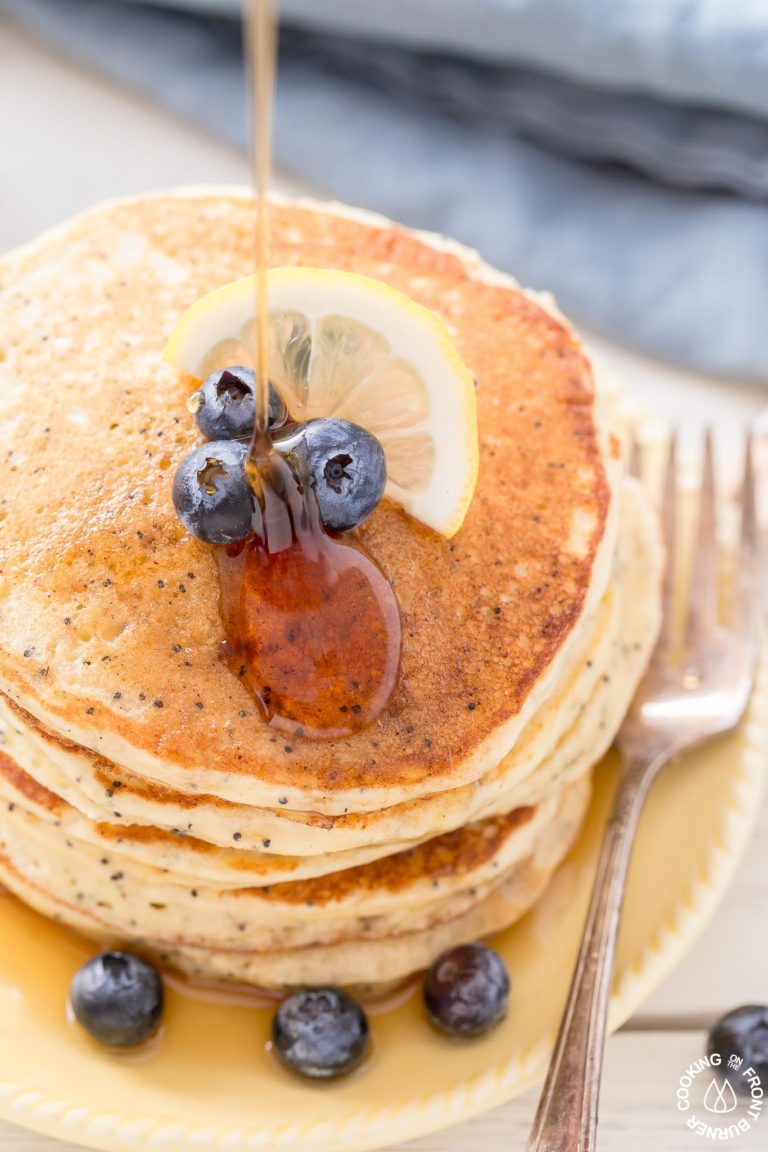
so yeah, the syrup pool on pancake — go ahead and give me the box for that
[173,366,400,738]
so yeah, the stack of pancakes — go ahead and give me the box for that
[0,192,662,989]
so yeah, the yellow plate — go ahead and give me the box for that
[0,653,765,1152]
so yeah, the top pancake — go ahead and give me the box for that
[0,190,615,810]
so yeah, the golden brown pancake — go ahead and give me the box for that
[0,191,664,989]
[0,739,591,987]
[0,475,660,874]
[0,190,616,813]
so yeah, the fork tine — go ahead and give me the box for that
[740,432,757,558]
[627,435,642,481]
[659,431,678,651]
[686,429,717,642]
[733,431,760,632]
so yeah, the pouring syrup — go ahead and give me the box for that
[215,0,401,738]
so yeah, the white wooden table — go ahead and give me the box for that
[0,20,766,1152]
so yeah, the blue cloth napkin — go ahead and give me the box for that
[3,0,768,380]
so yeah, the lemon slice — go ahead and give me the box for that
[164,268,478,537]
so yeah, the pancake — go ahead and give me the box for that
[0,761,590,988]
[0,478,661,878]
[0,571,612,850]
[0,756,549,910]
[0,189,619,814]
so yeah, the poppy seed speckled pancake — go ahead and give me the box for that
[0,190,619,814]
[0,755,590,989]
[0,478,661,874]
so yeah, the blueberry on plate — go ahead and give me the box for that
[274,418,386,533]
[172,439,254,544]
[70,950,164,1048]
[190,367,287,441]
[272,987,370,1079]
[708,1005,768,1093]
[424,943,510,1038]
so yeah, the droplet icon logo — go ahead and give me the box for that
[703,1076,738,1115]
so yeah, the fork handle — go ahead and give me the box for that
[526,751,668,1152]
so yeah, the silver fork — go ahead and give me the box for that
[526,430,761,1152]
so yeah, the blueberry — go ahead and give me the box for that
[189,367,287,441]
[172,439,254,544]
[708,1006,768,1094]
[424,943,510,1038]
[70,950,163,1048]
[272,987,370,1079]
[275,418,386,533]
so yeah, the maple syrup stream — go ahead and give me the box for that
[247,0,273,456]
[214,1,401,739]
